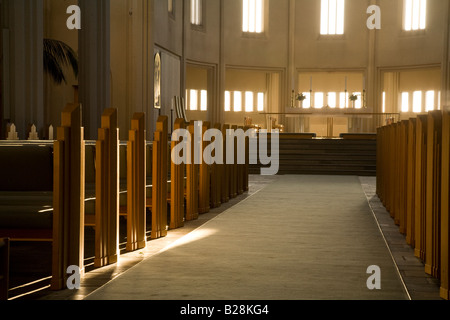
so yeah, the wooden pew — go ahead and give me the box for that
[441,109,450,300]
[94,108,119,267]
[186,122,199,221]
[425,110,442,278]
[170,119,186,230]
[221,124,230,205]
[398,120,409,234]
[199,122,211,214]
[126,113,146,252]
[406,118,417,246]
[210,123,223,209]
[152,116,169,240]
[414,114,428,261]
[52,103,85,290]
[0,238,9,300]
[230,125,238,199]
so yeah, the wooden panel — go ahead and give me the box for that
[441,110,450,300]
[186,123,199,221]
[127,113,146,252]
[170,119,186,230]
[95,109,119,268]
[51,103,85,291]
[414,115,428,261]
[398,120,409,234]
[221,124,230,204]
[0,238,9,300]
[406,118,417,246]
[210,123,223,209]
[152,116,168,239]
[230,125,238,199]
[425,110,442,278]
[199,122,211,214]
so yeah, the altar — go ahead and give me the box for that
[259,108,400,137]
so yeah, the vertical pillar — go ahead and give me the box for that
[51,103,85,290]
[406,118,417,246]
[95,109,119,267]
[79,0,110,139]
[210,123,223,209]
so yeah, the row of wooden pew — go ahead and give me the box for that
[0,103,251,299]
[377,109,450,300]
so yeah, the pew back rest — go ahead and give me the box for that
[0,145,53,192]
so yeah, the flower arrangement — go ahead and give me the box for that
[296,93,307,101]
[349,94,359,101]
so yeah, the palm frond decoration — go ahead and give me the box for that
[43,38,78,85]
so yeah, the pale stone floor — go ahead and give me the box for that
[24,175,441,301]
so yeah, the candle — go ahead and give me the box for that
[345,76,348,91]
[310,76,313,91]
[363,76,366,91]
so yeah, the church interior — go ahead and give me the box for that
[0,0,450,303]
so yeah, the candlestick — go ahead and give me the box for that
[310,76,313,92]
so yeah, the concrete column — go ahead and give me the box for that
[3,0,44,139]
[78,0,110,139]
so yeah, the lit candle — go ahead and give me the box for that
[310,76,313,91]
[345,76,348,91]
[363,76,366,91]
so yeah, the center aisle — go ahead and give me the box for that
[85,175,409,300]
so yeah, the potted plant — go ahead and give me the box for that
[43,38,78,84]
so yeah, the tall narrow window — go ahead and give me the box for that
[339,92,348,109]
[243,0,264,33]
[315,92,324,109]
[425,90,434,111]
[200,90,208,111]
[302,92,311,109]
[245,92,254,112]
[191,0,202,26]
[404,0,426,31]
[234,91,242,112]
[320,0,345,35]
[413,91,422,113]
[257,92,265,112]
[401,92,409,112]
[382,92,386,113]
[353,92,362,109]
[168,0,173,14]
[189,90,198,111]
[225,91,231,112]
[328,92,337,108]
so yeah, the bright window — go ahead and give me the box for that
[425,90,434,112]
[200,90,208,111]
[243,0,264,33]
[225,91,231,112]
[189,89,198,111]
[168,0,173,14]
[245,92,254,112]
[401,92,409,112]
[191,0,202,26]
[234,91,242,112]
[413,91,422,113]
[315,92,324,109]
[257,92,264,112]
[302,92,311,109]
[320,0,345,35]
[404,0,426,31]
[339,92,348,109]
[353,92,362,109]
[382,92,386,113]
[328,92,336,108]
